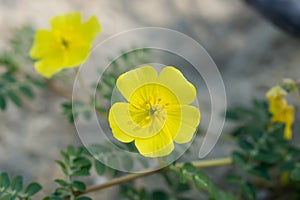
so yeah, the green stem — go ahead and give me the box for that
[293,82,300,108]
[76,157,232,197]
[176,157,232,168]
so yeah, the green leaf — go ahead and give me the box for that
[137,157,149,168]
[107,156,119,169]
[71,167,91,177]
[192,171,211,190]
[0,52,18,72]
[0,95,6,110]
[151,190,169,200]
[73,157,91,168]
[54,188,70,196]
[54,179,69,187]
[241,182,256,200]
[253,152,281,164]
[249,167,270,180]
[225,107,253,121]
[1,194,13,200]
[61,102,72,109]
[238,140,253,152]
[291,167,300,182]
[71,181,86,192]
[55,160,68,175]
[67,145,75,156]
[108,167,117,177]
[83,110,91,120]
[25,75,45,88]
[43,196,64,200]
[94,160,106,175]
[76,146,87,156]
[279,161,295,173]
[60,151,70,166]
[227,175,242,185]
[25,182,42,196]
[175,182,191,193]
[179,168,187,183]
[11,175,23,192]
[121,155,133,171]
[7,90,22,107]
[213,190,234,200]
[231,152,246,168]
[19,85,34,99]
[0,172,10,190]
[102,76,115,89]
[183,163,197,173]
[2,74,16,83]
[76,196,92,200]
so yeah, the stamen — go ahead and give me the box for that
[61,38,69,49]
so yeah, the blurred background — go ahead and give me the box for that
[0,0,299,199]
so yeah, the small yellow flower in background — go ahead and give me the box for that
[266,85,295,140]
[280,172,290,186]
[109,66,200,157]
[29,12,101,78]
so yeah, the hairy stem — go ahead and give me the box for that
[76,157,232,197]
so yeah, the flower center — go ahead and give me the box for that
[61,38,69,49]
[129,83,179,129]
[148,104,165,120]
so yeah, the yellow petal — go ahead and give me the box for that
[266,85,287,100]
[162,105,181,138]
[109,102,164,138]
[269,98,287,118]
[78,16,101,42]
[34,46,90,78]
[285,105,295,124]
[116,66,158,101]
[108,107,134,143]
[283,105,294,140]
[173,105,200,144]
[62,44,91,67]
[284,123,292,140]
[50,12,101,44]
[29,30,58,59]
[135,131,174,157]
[34,60,64,79]
[158,66,196,105]
[271,103,294,124]
[50,12,81,33]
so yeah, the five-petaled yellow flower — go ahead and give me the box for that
[266,85,294,140]
[29,12,101,78]
[109,66,201,157]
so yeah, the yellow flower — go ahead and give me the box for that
[280,172,290,186]
[266,85,294,140]
[266,85,287,100]
[29,12,101,78]
[108,66,201,157]
[277,105,294,140]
